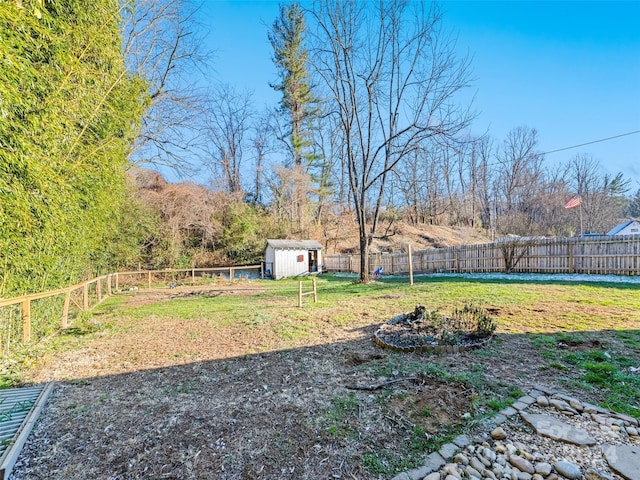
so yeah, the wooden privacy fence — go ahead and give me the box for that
[0,265,262,347]
[324,235,640,276]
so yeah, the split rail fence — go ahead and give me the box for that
[324,235,640,277]
[0,265,261,354]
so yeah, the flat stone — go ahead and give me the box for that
[493,413,508,425]
[520,412,596,446]
[500,406,518,416]
[532,384,555,395]
[602,444,640,480]
[554,460,582,480]
[439,442,459,460]
[611,412,639,426]
[406,465,430,480]
[391,473,411,480]
[528,389,544,398]
[512,401,529,411]
[452,434,470,448]
[592,414,608,424]
[553,393,579,404]
[423,451,446,472]
[423,473,440,480]
[518,395,536,406]
[548,398,578,414]
[582,401,609,414]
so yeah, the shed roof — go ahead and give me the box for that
[607,220,639,235]
[266,239,322,250]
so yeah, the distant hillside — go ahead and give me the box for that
[315,218,490,255]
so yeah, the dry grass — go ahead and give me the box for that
[9,276,640,479]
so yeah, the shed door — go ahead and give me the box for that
[308,250,318,272]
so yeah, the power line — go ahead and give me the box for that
[542,130,640,155]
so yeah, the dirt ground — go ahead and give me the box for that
[8,285,635,479]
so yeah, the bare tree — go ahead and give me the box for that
[122,0,210,173]
[568,154,630,233]
[204,85,254,194]
[309,0,473,282]
[494,127,545,234]
[250,109,276,206]
[267,165,315,235]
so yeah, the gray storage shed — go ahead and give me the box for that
[264,239,323,279]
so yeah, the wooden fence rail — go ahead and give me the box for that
[0,265,262,347]
[323,235,640,276]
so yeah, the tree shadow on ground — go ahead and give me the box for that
[11,322,640,480]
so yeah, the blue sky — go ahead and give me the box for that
[191,0,640,188]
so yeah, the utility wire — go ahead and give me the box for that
[542,130,640,155]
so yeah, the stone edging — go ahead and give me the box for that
[391,383,640,480]
[373,331,492,354]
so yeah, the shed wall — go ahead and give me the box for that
[273,248,309,279]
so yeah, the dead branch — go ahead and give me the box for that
[345,376,417,391]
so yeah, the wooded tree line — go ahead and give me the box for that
[1,0,638,293]
[152,0,636,280]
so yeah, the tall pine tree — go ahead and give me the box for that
[268,2,316,167]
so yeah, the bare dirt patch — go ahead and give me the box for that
[389,378,473,434]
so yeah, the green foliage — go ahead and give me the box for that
[451,304,497,338]
[268,2,317,166]
[217,200,272,264]
[0,1,148,295]
[626,187,640,218]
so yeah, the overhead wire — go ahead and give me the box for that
[542,130,640,155]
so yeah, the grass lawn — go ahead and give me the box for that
[3,274,640,478]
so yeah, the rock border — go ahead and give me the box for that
[374,330,492,353]
[391,384,640,480]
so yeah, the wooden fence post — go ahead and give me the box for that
[567,242,574,274]
[115,273,119,291]
[107,274,112,296]
[83,282,89,310]
[229,268,235,282]
[22,299,31,342]
[408,244,414,285]
[191,268,195,284]
[312,278,317,303]
[61,289,71,329]
[298,281,303,308]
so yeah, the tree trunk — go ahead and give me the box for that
[359,234,370,283]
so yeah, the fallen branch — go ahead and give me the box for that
[345,377,417,391]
